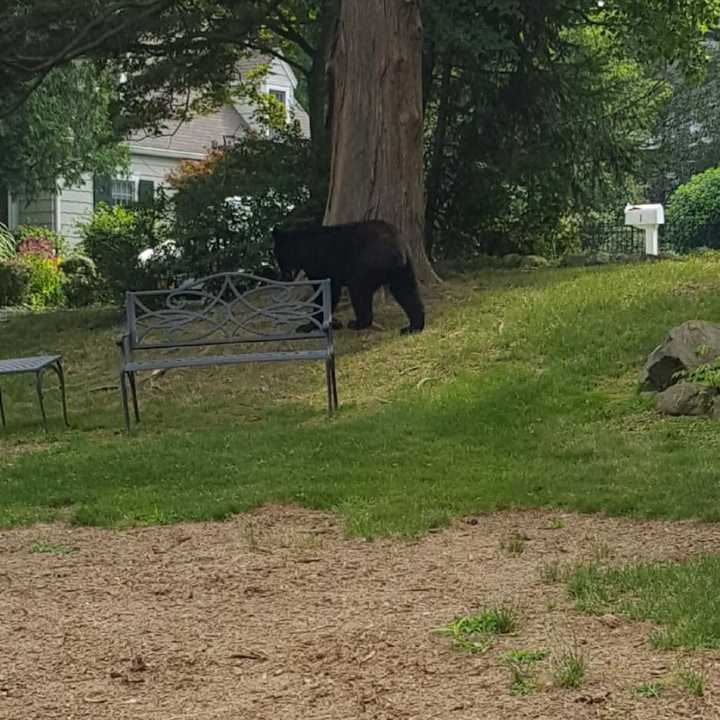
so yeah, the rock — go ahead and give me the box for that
[520,255,549,269]
[641,320,720,391]
[586,251,611,266]
[711,396,720,421]
[655,382,717,416]
[561,253,588,267]
[501,253,523,268]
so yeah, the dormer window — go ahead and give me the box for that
[268,88,288,117]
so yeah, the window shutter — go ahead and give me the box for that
[138,180,155,207]
[93,176,114,208]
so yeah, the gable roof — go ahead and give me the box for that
[129,55,310,160]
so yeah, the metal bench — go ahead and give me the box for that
[118,273,338,431]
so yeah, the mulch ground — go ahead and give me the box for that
[2,507,720,719]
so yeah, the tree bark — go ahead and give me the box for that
[305,0,340,215]
[325,0,438,284]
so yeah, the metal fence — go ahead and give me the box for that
[579,216,646,255]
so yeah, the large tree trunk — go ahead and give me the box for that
[324,0,438,284]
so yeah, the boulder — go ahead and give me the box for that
[656,382,717,416]
[711,396,720,421]
[641,320,720,391]
[586,251,611,266]
[502,253,523,268]
[520,255,549,269]
[561,253,588,267]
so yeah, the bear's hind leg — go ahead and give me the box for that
[347,283,375,330]
[389,264,425,334]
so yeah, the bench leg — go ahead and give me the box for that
[120,372,131,432]
[128,371,140,422]
[331,357,338,410]
[325,359,335,415]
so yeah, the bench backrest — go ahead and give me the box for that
[126,273,331,350]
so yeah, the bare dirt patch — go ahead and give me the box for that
[2,508,720,719]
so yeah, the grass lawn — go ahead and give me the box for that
[3,255,720,535]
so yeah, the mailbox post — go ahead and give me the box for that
[624,203,665,257]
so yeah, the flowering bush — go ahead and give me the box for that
[15,225,66,257]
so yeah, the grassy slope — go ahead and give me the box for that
[2,256,720,535]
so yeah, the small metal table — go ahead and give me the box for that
[0,355,69,432]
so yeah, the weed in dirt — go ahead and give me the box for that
[635,681,665,699]
[501,532,527,556]
[539,560,565,584]
[549,518,567,529]
[437,606,517,653]
[591,542,613,562]
[502,649,550,695]
[552,642,586,689]
[568,556,720,649]
[30,541,75,556]
[676,665,705,697]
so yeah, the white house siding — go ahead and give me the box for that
[128,152,185,187]
[129,104,247,156]
[58,176,93,246]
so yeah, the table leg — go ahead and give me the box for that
[55,360,70,428]
[36,369,48,433]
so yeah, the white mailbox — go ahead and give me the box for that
[625,203,665,256]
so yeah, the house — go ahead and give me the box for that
[0,57,310,246]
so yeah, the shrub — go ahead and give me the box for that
[166,125,312,279]
[15,225,66,257]
[666,167,720,251]
[0,260,31,306]
[80,203,168,298]
[60,255,102,307]
[22,254,65,308]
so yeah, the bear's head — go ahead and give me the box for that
[272,227,301,282]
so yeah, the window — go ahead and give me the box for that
[94,176,154,208]
[111,178,136,205]
[268,89,287,108]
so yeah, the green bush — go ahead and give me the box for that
[22,255,65,308]
[80,203,168,298]
[666,167,720,251]
[60,255,102,307]
[166,125,311,279]
[0,260,31,306]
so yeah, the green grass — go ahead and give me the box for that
[677,665,705,697]
[552,646,586,689]
[568,555,720,649]
[635,681,665,699]
[437,606,517,653]
[5,256,720,534]
[502,649,550,695]
[30,541,75,555]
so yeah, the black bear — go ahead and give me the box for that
[272,220,425,334]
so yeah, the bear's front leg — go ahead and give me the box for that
[347,284,374,330]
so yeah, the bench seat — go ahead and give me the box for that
[125,349,330,373]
